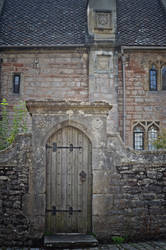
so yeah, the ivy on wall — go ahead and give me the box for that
[0,98,27,150]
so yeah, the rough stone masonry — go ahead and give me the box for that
[0,128,166,246]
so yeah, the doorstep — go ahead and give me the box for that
[44,234,98,248]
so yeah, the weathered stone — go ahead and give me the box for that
[0,134,32,246]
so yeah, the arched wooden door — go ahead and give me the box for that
[46,126,92,233]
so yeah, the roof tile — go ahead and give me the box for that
[0,0,89,46]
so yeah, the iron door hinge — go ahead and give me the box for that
[46,143,82,152]
[46,206,82,215]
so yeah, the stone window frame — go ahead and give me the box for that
[161,64,166,90]
[148,61,166,91]
[9,71,24,97]
[148,125,159,150]
[133,124,145,150]
[13,73,21,94]
[132,121,160,150]
[149,65,157,91]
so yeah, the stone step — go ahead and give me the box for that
[44,234,98,248]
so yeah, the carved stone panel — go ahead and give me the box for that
[95,11,112,30]
[95,55,110,71]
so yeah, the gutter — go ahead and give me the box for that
[121,47,126,144]
[0,44,90,50]
[121,46,166,50]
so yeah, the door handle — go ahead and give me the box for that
[79,170,87,182]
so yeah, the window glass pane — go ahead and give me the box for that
[15,76,20,84]
[148,126,158,150]
[133,126,144,150]
[149,67,157,90]
[13,75,20,93]
[162,66,166,90]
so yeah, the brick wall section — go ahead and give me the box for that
[0,49,88,130]
[118,50,166,147]
[1,49,88,103]
[0,134,32,246]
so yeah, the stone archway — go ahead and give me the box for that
[26,101,112,238]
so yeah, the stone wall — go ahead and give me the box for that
[0,134,32,246]
[0,130,166,246]
[118,50,166,148]
[89,48,118,133]
[93,133,166,241]
[1,49,88,102]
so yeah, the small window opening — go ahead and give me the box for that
[133,125,144,150]
[13,74,20,94]
[149,65,157,91]
[162,66,166,90]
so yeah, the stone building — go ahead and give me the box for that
[0,0,166,246]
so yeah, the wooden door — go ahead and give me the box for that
[46,126,92,233]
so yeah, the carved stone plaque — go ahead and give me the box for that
[96,55,110,71]
[95,11,112,29]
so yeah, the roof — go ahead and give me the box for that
[0,0,89,47]
[117,0,166,46]
[0,0,166,48]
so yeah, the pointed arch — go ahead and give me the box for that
[42,120,93,147]
[148,125,158,150]
[133,125,145,150]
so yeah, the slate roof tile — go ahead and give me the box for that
[117,0,166,46]
[0,0,89,47]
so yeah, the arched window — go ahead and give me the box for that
[149,65,157,91]
[162,66,166,90]
[148,126,158,150]
[133,125,144,150]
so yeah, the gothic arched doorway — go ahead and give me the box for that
[46,126,92,234]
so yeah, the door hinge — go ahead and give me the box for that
[46,143,82,152]
[46,206,82,215]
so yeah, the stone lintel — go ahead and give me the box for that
[26,100,112,115]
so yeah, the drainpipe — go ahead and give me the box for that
[121,48,126,144]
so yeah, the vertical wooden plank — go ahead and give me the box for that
[61,127,68,231]
[82,134,88,232]
[78,130,84,233]
[46,136,52,232]
[72,127,78,232]
[87,138,92,232]
[67,127,73,231]
[55,129,62,232]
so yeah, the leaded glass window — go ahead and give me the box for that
[149,65,157,91]
[133,126,144,150]
[162,66,166,90]
[148,126,158,150]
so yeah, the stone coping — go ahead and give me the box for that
[26,100,112,115]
